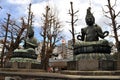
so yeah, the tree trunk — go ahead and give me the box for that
[1,14,10,67]
[107,0,120,52]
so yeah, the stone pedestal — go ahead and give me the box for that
[67,61,77,70]
[12,62,18,69]
[99,60,116,70]
[77,59,98,70]
[116,60,120,70]
[4,62,41,69]
[67,59,98,71]
[67,53,115,71]
[4,58,41,69]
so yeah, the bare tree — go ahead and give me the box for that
[40,6,50,70]
[67,2,79,60]
[0,3,34,67]
[40,6,63,70]
[1,14,10,67]
[0,15,27,66]
[103,0,120,52]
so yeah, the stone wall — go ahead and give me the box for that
[67,60,119,71]
[99,60,116,70]
[67,61,77,70]
[77,59,98,71]
[67,60,98,71]
[117,60,120,70]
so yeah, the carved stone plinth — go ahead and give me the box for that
[67,60,98,71]
[116,60,120,70]
[4,58,41,69]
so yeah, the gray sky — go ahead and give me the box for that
[0,0,120,44]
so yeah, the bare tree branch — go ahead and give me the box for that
[103,0,120,51]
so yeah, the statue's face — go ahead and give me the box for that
[85,7,95,26]
[28,32,34,38]
[86,16,95,26]
[28,27,34,38]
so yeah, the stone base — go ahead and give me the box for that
[116,60,120,70]
[99,60,116,70]
[67,61,78,70]
[4,62,41,69]
[67,59,98,71]
[67,55,117,71]
[78,59,99,70]
[4,58,41,69]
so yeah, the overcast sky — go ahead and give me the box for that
[0,0,120,44]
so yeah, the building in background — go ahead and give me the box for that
[0,44,2,56]
[36,39,75,61]
[56,44,66,59]
[52,39,67,60]
[67,39,73,60]
[0,44,3,64]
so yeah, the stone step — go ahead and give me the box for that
[61,70,120,76]
[0,71,120,80]
[0,68,44,72]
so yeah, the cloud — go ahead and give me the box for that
[0,0,120,43]
[7,0,31,4]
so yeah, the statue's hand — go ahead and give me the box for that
[103,31,109,37]
[77,35,82,40]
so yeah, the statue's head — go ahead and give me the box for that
[28,26,34,38]
[85,7,95,26]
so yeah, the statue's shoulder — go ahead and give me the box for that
[94,24,101,27]
[32,37,37,43]
[94,24,102,30]
[81,27,87,31]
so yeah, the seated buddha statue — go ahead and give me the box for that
[77,7,109,41]
[74,7,111,55]
[12,27,38,59]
